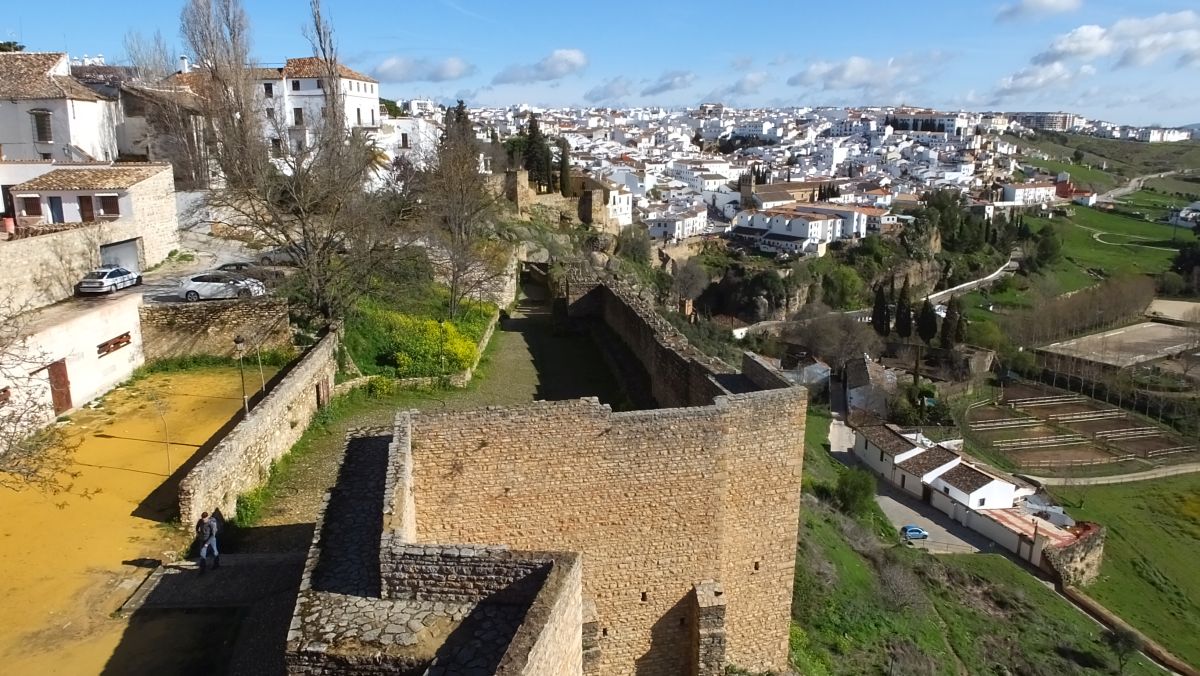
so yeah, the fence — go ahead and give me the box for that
[1017,453,1135,470]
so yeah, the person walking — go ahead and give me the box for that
[195,511,220,574]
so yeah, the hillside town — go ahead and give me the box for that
[2,1,1200,675]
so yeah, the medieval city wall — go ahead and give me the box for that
[138,298,292,361]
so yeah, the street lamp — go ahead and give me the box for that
[234,334,249,416]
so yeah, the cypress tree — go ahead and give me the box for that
[871,285,891,337]
[955,313,968,345]
[917,298,939,346]
[895,279,913,339]
[940,297,960,350]
[557,138,571,197]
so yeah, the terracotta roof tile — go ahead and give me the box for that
[13,164,168,192]
[0,52,105,101]
[895,445,959,476]
[857,424,919,456]
[284,57,376,83]
[937,463,995,494]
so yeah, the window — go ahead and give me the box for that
[97,333,132,357]
[266,108,275,122]
[401,132,410,149]
[40,153,51,160]
[21,197,42,216]
[292,79,300,91]
[271,138,282,155]
[977,498,986,507]
[943,486,950,494]
[316,79,324,89]
[263,82,274,98]
[640,591,648,603]
[900,475,906,488]
[370,109,375,125]
[293,108,304,126]
[30,110,52,142]
[356,108,362,125]
[879,450,884,462]
[99,196,120,216]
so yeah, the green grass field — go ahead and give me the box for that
[1005,133,1200,176]
[1024,158,1119,191]
[1145,174,1200,198]
[1052,474,1200,668]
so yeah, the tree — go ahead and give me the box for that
[423,100,507,319]
[917,298,939,346]
[0,41,25,52]
[895,279,913,339]
[835,467,876,517]
[1104,627,1141,674]
[556,137,571,197]
[940,297,961,350]
[1072,149,1085,163]
[1035,226,1063,266]
[821,265,866,310]
[871,285,891,337]
[522,114,553,191]
[615,226,652,265]
[784,312,882,374]
[672,259,710,301]
[954,313,968,345]
[181,0,420,322]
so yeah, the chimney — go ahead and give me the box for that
[179,55,191,74]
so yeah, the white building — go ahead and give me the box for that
[0,52,120,162]
[730,204,850,255]
[646,206,707,241]
[1137,128,1192,143]
[1001,181,1057,205]
[255,58,380,154]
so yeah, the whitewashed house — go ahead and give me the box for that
[0,52,120,162]
[255,57,380,154]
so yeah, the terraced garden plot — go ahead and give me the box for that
[972,423,1062,444]
[968,405,1028,422]
[1008,443,1118,466]
[1061,415,1142,436]
[1107,434,1194,457]
[1019,400,1108,418]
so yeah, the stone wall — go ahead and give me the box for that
[138,298,292,361]
[690,582,726,676]
[740,351,792,391]
[509,554,584,676]
[565,274,734,408]
[1044,523,1106,586]
[177,328,337,524]
[406,387,806,675]
[378,542,551,603]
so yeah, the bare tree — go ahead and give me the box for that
[784,312,883,374]
[181,0,420,322]
[421,100,509,319]
[0,299,79,492]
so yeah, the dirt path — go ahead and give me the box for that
[1070,221,1179,252]
[0,367,273,675]
[1025,461,1200,486]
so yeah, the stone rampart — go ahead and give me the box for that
[565,273,734,408]
[405,386,806,675]
[1044,522,1106,586]
[178,328,337,524]
[741,351,793,391]
[138,298,292,361]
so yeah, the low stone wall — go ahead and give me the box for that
[178,328,337,524]
[378,542,551,603]
[740,352,792,391]
[505,554,584,676]
[139,298,292,361]
[333,309,500,397]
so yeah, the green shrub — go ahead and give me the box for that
[365,376,395,398]
[835,468,876,517]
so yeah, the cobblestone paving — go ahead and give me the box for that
[310,433,390,597]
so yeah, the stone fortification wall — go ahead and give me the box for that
[505,554,584,676]
[178,329,337,524]
[405,386,806,675]
[138,298,292,361]
[565,274,734,408]
[378,542,550,603]
[740,351,792,391]
[1044,523,1106,586]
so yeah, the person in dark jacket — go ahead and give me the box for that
[195,511,220,574]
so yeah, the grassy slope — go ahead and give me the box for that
[1006,133,1200,175]
[1052,475,1200,668]
[1024,158,1119,191]
[793,407,1159,674]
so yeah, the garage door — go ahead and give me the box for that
[100,238,142,273]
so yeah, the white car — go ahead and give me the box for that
[178,271,267,302]
[77,265,141,295]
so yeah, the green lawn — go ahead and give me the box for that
[1118,189,1193,221]
[1052,474,1200,668]
[1024,158,1119,191]
[1005,133,1200,176]
[802,405,836,490]
[1030,209,1189,292]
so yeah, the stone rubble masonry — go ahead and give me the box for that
[565,272,735,408]
[741,351,793,391]
[1,164,179,311]
[406,386,806,675]
[177,326,337,525]
[1044,523,1106,587]
[138,298,292,362]
[690,581,727,676]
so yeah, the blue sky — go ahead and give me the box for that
[8,0,1200,125]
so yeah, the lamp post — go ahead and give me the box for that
[234,334,249,416]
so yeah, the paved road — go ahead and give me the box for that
[1025,461,1200,486]
[826,418,995,554]
[1097,171,1176,203]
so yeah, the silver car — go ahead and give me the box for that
[77,265,141,295]
[178,271,267,302]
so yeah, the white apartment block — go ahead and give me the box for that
[255,58,380,154]
[0,52,120,162]
[1137,128,1192,143]
[646,206,707,241]
[1001,181,1058,205]
[730,205,846,255]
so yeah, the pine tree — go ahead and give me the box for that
[940,297,960,350]
[871,285,891,337]
[917,298,939,346]
[895,279,913,339]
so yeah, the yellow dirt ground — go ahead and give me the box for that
[0,366,274,675]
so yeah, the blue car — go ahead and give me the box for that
[900,525,929,541]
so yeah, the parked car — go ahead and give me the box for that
[178,272,267,302]
[216,260,283,283]
[900,525,929,541]
[76,265,141,295]
[258,244,304,266]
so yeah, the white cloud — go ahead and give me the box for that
[1033,11,1200,67]
[785,53,944,100]
[708,72,768,99]
[584,77,633,103]
[996,0,1082,22]
[641,70,695,96]
[993,61,1093,100]
[731,55,754,70]
[372,56,475,83]
[492,49,588,84]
